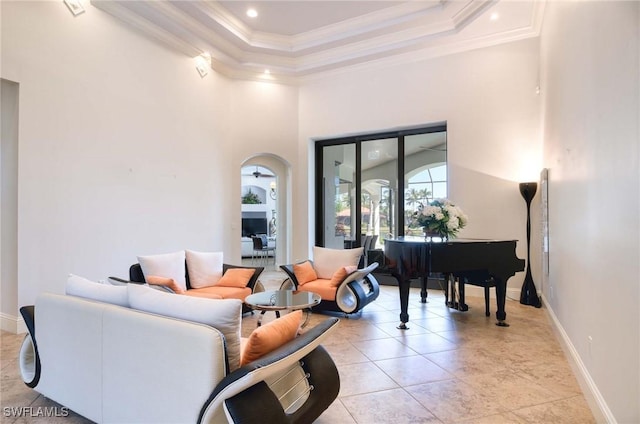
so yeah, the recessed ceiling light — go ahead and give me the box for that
[246,8,258,18]
[490,12,499,21]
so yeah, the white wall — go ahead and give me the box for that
[3,1,637,420]
[228,80,299,263]
[298,39,543,283]
[1,2,233,314]
[1,79,20,325]
[539,2,639,422]
[0,2,303,325]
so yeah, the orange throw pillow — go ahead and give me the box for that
[146,275,185,294]
[293,261,318,285]
[329,265,358,287]
[241,310,303,366]
[215,268,255,288]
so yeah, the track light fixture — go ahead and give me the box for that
[195,53,211,78]
[64,0,85,16]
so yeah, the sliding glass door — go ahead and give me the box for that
[320,143,356,249]
[361,138,397,248]
[315,124,447,249]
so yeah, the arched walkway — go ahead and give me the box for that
[241,154,291,267]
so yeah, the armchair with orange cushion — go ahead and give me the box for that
[116,250,264,313]
[280,246,380,315]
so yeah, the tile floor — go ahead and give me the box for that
[1,269,595,424]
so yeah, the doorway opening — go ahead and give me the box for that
[240,155,291,270]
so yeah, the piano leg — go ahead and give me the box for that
[420,276,428,303]
[445,273,463,310]
[396,276,411,330]
[457,278,469,312]
[494,275,509,327]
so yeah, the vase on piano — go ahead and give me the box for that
[423,227,447,241]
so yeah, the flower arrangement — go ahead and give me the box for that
[413,199,468,239]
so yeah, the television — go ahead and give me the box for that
[242,218,268,237]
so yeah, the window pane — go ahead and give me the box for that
[361,138,397,245]
[404,132,447,235]
[322,144,355,249]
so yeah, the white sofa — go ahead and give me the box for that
[19,278,340,424]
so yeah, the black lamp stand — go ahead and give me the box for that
[519,182,542,308]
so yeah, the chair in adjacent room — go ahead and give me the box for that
[363,234,380,266]
[252,234,275,264]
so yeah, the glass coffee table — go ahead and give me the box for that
[245,290,321,327]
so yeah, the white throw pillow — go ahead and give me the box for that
[137,251,187,292]
[185,250,223,288]
[127,284,242,371]
[66,274,129,307]
[312,246,363,279]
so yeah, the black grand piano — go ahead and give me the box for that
[384,237,525,328]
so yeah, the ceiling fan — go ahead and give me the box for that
[243,166,275,178]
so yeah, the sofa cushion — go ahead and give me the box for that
[146,275,185,294]
[215,268,254,288]
[330,265,358,287]
[240,310,303,366]
[293,261,317,285]
[313,246,363,279]
[182,289,223,300]
[66,274,129,307]
[185,250,224,288]
[184,286,251,301]
[298,279,337,301]
[127,284,242,371]
[138,251,187,292]
[208,286,251,301]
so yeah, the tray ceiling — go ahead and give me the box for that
[91,0,545,83]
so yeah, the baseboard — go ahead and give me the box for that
[1,312,26,334]
[541,294,615,424]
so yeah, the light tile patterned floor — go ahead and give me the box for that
[1,270,595,424]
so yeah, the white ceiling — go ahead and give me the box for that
[91,0,545,83]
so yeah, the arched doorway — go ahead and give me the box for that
[241,154,291,268]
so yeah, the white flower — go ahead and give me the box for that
[413,198,468,237]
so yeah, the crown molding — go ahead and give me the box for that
[91,0,545,83]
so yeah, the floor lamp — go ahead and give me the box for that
[519,182,542,308]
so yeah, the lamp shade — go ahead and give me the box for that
[519,182,537,203]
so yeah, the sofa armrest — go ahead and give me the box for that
[341,262,379,285]
[223,346,338,424]
[128,263,145,283]
[19,305,41,388]
[222,381,288,423]
[108,276,175,293]
[108,276,143,286]
[198,317,339,424]
[279,260,315,289]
